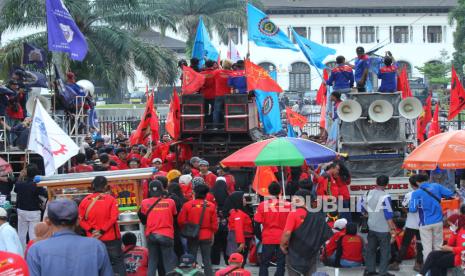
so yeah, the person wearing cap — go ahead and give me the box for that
[138,180,178,274]
[14,164,47,249]
[254,182,291,276]
[127,145,142,160]
[166,254,204,276]
[190,157,201,177]
[216,166,236,194]
[178,184,218,276]
[0,207,23,256]
[354,46,370,92]
[128,158,141,169]
[78,176,126,275]
[321,218,347,265]
[27,198,113,276]
[167,170,182,184]
[192,177,216,203]
[151,158,168,177]
[179,174,193,200]
[115,148,129,170]
[69,152,94,173]
[122,232,148,276]
[94,137,105,150]
[215,253,251,276]
[93,153,119,171]
[199,160,217,189]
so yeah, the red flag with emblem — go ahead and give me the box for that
[398,66,412,99]
[286,107,308,129]
[130,89,160,145]
[245,59,283,92]
[448,67,465,120]
[417,95,432,143]
[252,166,278,197]
[165,88,181,140]
[316,70,328,105]
[428,103,440,138]
[181,66,206,94]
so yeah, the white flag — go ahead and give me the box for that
[28,98,79,176]
[227,40,241,62]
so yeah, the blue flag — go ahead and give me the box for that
[46,0,88,61]
[287,125,296,137]
[292,28,335,69]
[248,4,298,51]
[192,18,219,67]
[255,90,282,134]
[23,43,47,68]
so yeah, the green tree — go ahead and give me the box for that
[415,50,451,87]
[0,0,178,99]
[160,0,262,56]
[450,0,465,75]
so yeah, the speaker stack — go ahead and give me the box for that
[337,92,422,178]
[225,94,248,132]
[181,95,204,132]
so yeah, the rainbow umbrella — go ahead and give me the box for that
[221,137,337,167]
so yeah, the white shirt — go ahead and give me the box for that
[403,191,420,230]
[0,222,23,256]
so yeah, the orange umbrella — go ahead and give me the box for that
[403,130,465,170]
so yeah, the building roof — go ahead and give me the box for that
[263,0,458,14]
[137,29,186,53]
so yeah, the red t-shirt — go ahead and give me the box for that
[127,153,142,160]
[215,266,251,276]
[191,168,201,177]
[341,234,364,262]
[140,197,177,238]
[0,251,29,276]
[200,68,217,99]
[447,228,465,266]
[254,199,291,244]
[178,199,218,240]
[323,230,346,258]
[69,164,94,173]
[315,175,339,198]
[284,208,308,233]
[224,174,236,194]
[117,158,129,170]
[228,209,253,243]
[180,183,193,199]
[201,172,217,189]
[123,245,148,276]
[335,176,350,200]
[215,70,233,97]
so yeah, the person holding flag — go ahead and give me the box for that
[325,56,354,96]
[192,18,219,68]
[354,47,370,92]
[377,53,398,93]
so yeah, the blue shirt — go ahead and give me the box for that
[227,70,247,94]
[0,222,23,256]
[354,55,370,82]
[27,230,113,276]
[326,64,354,91]
[409,182,454,226]
[377,65,398,92]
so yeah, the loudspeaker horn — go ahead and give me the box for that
[399,97,422,119]
[368,100,393,123]
[26,96,50,115]
[76,79,95,97]
[337,100,362,122]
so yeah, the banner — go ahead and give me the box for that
[23,43,47,68]
[28,98,79,176]
[417,95,432,143]
[245,60,283,93]
[130,90,160,145]
[448,67,465,120]
[398,65,412,99]
[428,103,440,138]
[252,166,278,197]
[46,0,88,61]
[255,90,282,134]
[286,107,308,129]
[165,89,181,140]
[181,66,206,94]
[291,28,335,69]
[192,17,219,67]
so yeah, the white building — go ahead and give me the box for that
[216,0,457,92]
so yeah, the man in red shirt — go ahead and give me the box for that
[115,148,129,170]
[200,60,217,126]
[199,160,217,189]
[190,157,201,177]
[217,166,236,194]
[122,232,148,276]
[78,176,126,276]
[151,158,167,177]
[215,253,251,276]
[93,153,119,171]
[138,180,177,275]
[314,162,340,198]
[178,184,218,276]
[69,153,93,173]
[254,182,291,276]
[212,69,232,129]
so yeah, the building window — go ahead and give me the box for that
[228,27,241,44]
[393,26,409,43]
[325,27,341,44]
[289,62,311,91]
[397,61,412,78]
[291,27,307,43]
[359,26,375,43]
[427,26,442,43]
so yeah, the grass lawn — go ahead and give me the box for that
[96,104,145,109]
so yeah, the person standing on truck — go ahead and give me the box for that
[325,55,354,96]
[354,46,370,92]
[408,173,454,262]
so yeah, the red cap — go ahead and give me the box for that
[228,253,244,263]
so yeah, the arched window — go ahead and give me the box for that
[397,60,412,78]
[289,62,311,91]
[258,62,277,81]
[325,61,337,76]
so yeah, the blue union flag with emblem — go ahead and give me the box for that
[247,3,298,51]
[255,90,282,134]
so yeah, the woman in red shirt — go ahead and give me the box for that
[225,191,253,266]
[334,160,352,222]
[421,214,465,276]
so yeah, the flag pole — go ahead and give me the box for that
[281,165,286,197]
[246,0,250,58]
[26,97,38,153]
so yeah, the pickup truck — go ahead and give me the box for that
[349,176,411,201]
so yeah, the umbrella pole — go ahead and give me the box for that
[281,165,286,198]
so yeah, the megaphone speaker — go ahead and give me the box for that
[399,97,422,119]
[337,100,362,122]
[368,100,393,123]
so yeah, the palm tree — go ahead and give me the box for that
[450,0,465,75]
[0,0,178,98]
[159,0,262,56]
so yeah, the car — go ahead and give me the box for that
[128,91,145,104]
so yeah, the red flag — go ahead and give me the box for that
[130,91,160,145]
[165,89,181,140]
[316,70,328,105]
[245,59,283,92]
[252,166,278,197]
[417,95,432,143]
[286,107,308,129]
[398,66,412,99]
[448,67,465,120]
[181,66,205,94]
[319,101,327,129]
[428,103,440,138]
